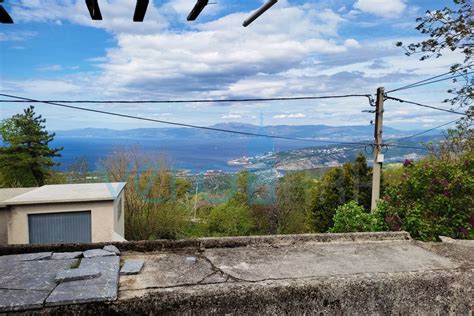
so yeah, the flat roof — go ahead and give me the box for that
[2,183,126,206]
[0,188,37,208]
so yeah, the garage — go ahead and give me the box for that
[28,211,92,244]
[0,182,126,245]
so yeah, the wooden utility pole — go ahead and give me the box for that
[371,87,385,211]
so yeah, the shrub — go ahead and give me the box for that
[330,201,381,233]
[381,154,474,241]
[275,172,314,234]
[208,202,254,237]
[312,153,372,232]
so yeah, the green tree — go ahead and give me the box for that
[275,172,314,234]
[207,201,254,237]
[426,117,473,160]
[100,148,190,240]
[0,106,62,187]
[396,0,472,109]
[312,153,372,232]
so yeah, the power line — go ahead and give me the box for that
[390,72,474,92]
[385,96,469,116]
[0,93,371,146]
[385,118,460,144]
[0,94,372,104]
[384,144,427,150]
[386,66,473,93]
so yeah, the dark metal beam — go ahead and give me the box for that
[187,0,208,21]
[133,0,149,22]
[85,0,102,21]
[243,0,277,27]
[0,5,13,24]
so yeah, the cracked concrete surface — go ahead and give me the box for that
[1,233,472,314]
[119,240,458,296]
[112,236,472,315]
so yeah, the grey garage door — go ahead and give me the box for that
[28,211,92,244]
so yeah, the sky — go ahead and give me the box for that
[0,0,468,131]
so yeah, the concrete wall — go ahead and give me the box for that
[112,192,125,241]
[7,201,117,244]
[0,210,9,245]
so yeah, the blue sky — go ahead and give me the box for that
[0,0,467,131]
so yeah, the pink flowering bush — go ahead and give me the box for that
[379,154,474,241]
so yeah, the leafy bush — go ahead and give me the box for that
[275,172,314,234]
[381,154,474,241]
[208,202,254,237]
[330,201,381,233]
[312,154,372,232]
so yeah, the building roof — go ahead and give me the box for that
[2,183,126,206]
[0,188,37,208]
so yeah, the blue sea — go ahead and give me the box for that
[51,137,313,174]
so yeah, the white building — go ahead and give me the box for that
[0,182,126,245]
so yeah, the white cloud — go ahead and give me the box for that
[11,0,168,34]
[0,31,37,42]
[344,38,361,48]
[36,64,64,72]
[152,112,172,117]
[273,113,306,119]
[221,114,242,119]
[93,4,349,98]
[353,0,406,17]
[3,1,463,130]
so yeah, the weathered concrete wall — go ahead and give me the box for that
[7,201,116,244]
[0,210,9,245]
[112,192,125,240]
[1,233,473,315]
[63,269,470,315]
[4,233,472,315]
[0,231,410,255]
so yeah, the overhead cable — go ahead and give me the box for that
[385,96,469,116]
[0,93,371,146]
[0,94,372,104]
[385,118,460,144]
[386,69,473,93]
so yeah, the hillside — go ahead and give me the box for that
[55,123,437,142]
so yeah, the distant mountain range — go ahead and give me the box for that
[55,123,439,142]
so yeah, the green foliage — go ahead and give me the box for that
[382,164,404,187]
[207,202,254,237]
[330,201,381,233]
[426,118,473,160]
[0,106,62,187]
[275,171,314,234]
[44,170,67,185]
[100,149,192,240]
[152,203,189,240]
[396,0,472,108]
[312,153,372,232]
[381,154,474,241]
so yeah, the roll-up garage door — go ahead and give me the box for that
[28,211,92,244]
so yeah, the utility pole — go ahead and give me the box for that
[371,87,384,211]
[192,179,198,222]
